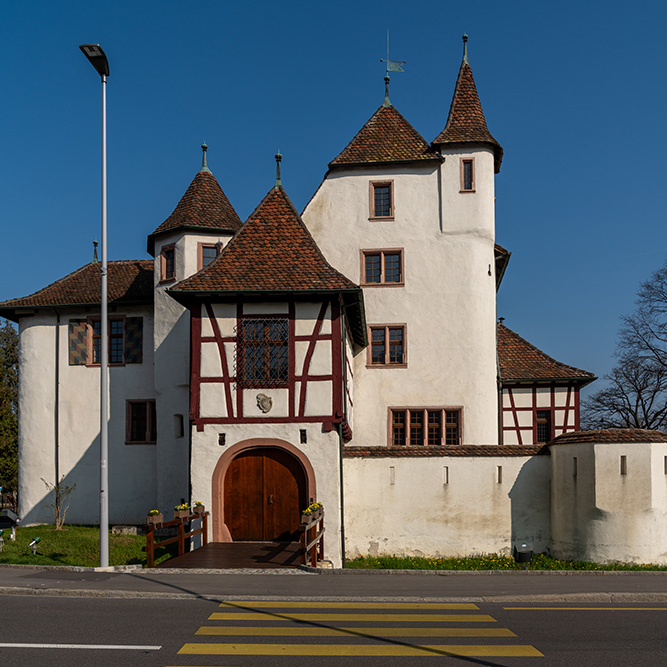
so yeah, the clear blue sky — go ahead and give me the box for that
[2,0,666,397]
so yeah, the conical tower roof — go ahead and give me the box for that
[147,147,242,255]
[330,103,441,168]
[433,39,503,173]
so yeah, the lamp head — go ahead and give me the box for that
[79,44,109,77]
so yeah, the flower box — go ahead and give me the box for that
[193,505,205,516]
[146,513,163,526]
[174,509,190,520]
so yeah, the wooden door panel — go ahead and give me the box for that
[223,451,264,540]
[263,449,306,541]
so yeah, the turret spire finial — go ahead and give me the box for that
[380,29,405,106]
[462,33,469,64]
[275,151,282,188]
[200,142,211,173]
[92,240,99,264]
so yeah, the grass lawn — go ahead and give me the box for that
[346,554,667,571]
[0,525,176,567]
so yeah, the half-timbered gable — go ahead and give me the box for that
[498,323,595,445]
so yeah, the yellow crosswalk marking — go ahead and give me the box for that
[179,642,544,657]
[208,612,496,622]
[220,601,479,610]
[196,626,516,637]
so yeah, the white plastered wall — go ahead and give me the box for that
[551,441,667,564]
[302,149,498,446]
[343,454,550,558]
[18,306,156,525]
[152,231,234,515]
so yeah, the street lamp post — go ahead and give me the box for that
[79,44,110,568]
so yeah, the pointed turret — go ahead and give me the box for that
[147,144,242,255]
[329,80,441,168]
[433,35,503,173]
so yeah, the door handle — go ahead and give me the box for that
[268,494,274,504]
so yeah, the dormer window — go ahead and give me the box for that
[160,244,176,282]
[460,158,475,192]
[198,242,221,270]
[370,181,394,219]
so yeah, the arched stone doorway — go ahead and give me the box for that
[211,438,316,542]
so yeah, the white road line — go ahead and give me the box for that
[0,643,161,650]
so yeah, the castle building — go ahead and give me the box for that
[9,38,646,566]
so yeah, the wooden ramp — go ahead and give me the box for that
[156,541,301,569]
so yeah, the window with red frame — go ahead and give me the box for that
[391,408,461,446]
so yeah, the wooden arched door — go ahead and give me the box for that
[223,447,307,541]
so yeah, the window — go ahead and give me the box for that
[536,410,553,444]
[198,242,220,270]
[368,325,406,367]
[89,317,125,365]
[460,158,475,192]
[126,400,156,444]
[237,317,289,387]
[160,244,176,282]
[69,317,143,366]
[390,408,461,446]
[370,181,394,219]
[361,249,403,286]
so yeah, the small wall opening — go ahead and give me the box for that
[620,455,627,476]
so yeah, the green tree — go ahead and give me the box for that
[0,319,18,490]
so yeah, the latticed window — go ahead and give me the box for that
[536,410,552,444]
[237,318,289,387]
[391,408,461,446]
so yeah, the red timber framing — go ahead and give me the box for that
[501,383,580,445]
[190,299,344,429]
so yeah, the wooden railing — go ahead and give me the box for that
[143,511,209,568]
[0,491,17,512]
[299,510,324,567]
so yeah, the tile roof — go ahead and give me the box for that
[433,60,503,173]
[344,444,549,458]
[147,169,242,254]
[498,323,595,384]
[329,104,441,167]
[549,429,667,445]
[170,185,360,295]
[0,260,153,319]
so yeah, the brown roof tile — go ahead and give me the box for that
[170,185,360,294]
[498,323,595,384]
[0,260,153,318]
[147,169,242,254]
[329,104,441,167]
[433,60,503,173]
[344,444,549,458]
[549,429,667,446]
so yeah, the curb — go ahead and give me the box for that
[1,586,667,603]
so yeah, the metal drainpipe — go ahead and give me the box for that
[54,309,61,484]
[337,300,347,567]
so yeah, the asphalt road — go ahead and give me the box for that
[2,566,667,667]
[1,595,667,666]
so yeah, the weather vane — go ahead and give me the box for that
[380,29,406,78]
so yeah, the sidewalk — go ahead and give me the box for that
[1,565,667,602]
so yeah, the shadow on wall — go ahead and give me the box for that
[508,455,551,555]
